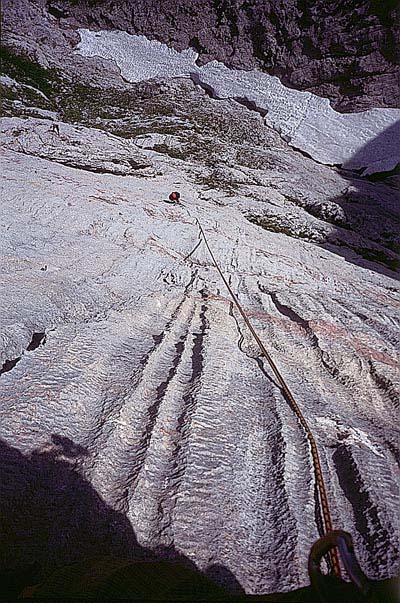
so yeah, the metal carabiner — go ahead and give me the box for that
[308,530,375,602]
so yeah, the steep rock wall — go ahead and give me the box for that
[1,0,399,597]
[47,0,400,111]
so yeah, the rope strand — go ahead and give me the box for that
[191,214,341,578]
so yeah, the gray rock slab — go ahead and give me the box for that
[76,28,400,173]
[0,117,155,176]
[0,141,399,594]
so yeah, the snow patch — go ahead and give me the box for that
[76,28,400,174]
[77,29,198,82]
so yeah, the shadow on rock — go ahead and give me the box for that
[322,120,400,279]
[0,435,237,599]
[344,120,400,176]
[1,436,398,600]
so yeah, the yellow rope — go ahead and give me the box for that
[192,215,341,577]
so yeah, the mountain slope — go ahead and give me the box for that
[0,0,399,596]
[47,0,400,112]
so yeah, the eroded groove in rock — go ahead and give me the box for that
[1,2,400,593]
[0,356,22,375]
[269,292,319,349]
[26,332,46,351]
[167,298,208,506]
[0,331,46,377]
[368,360,399,411]
[126,297,210,552]
[333,444,399,575]
[82,296,190,460]
[87,296,198,510]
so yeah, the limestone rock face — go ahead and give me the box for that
[1,134,400,594]
[0,0,400,598]
[75,28,400,173]
[46,0,400,111]
[0,117,155,175]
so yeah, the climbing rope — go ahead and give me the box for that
[188,211,342,578]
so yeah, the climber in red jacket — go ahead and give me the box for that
[167,191,181,204]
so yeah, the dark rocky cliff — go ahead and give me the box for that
[48,0,400,112]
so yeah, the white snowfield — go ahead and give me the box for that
[77,28,400,174]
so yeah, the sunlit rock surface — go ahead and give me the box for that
[1,112,399,593]
[1,0,400,597]
[0,117,155,175]
[76,28,400,173]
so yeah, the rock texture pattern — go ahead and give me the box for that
[0,117,155,176]
[47,0,400,112]
[76,28,400,172]
[1,0,400,597]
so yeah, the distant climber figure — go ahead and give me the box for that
[50,123,60,135]
[168,191,180,204]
